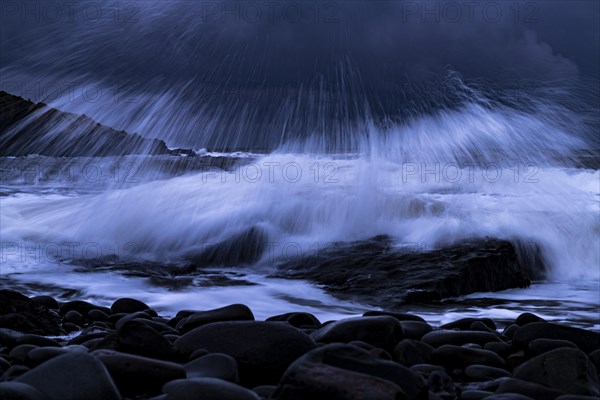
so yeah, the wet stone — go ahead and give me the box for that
[15,352,120,400]
[431,345,506,369]
[393,339,434,367]
[163,378,260,400]
[92,349,185,396]
[0,382,47,400]
[111,298,150,314]
[464,364,511,381]
[184,353,239,382]
[421,330,503,348]
[311,316,403,352]
[513,348,599,396]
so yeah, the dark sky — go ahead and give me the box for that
[1,1,598,148]
[2,1,598,81]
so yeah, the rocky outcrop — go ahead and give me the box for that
[273,237,535,307]
[0,91,191,157]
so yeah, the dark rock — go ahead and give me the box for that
[513,348,599,396]
[556,396,600,400]
[253,385,276,399]
[486,394,534,400]
[0,328,23,348]
[184,353,239,382]
[506,350,527,370]
[167,316,183,327]
[528,338,578,356]
[14,335,59,348]
[88,309,109,322]
[461,390,496,400]
[114,311,153,331]
[311,316,403,352]
[348,341,392,360]
[428,392,443,400]
[134,319,179,335]
[107,313,127,325]
[188,348,210,361]
[165,334,180,344]
[266,313,321,328]
[30,296,59,310]
[117,320,176,360]
[399,322,432,340]
[69,330,112,345]
[111,298,150,314]
[471,321,496,332]
[59,300,110,318]
[440,318,496,331]
[15,352,120,400]
[174,321,316,386]
[463,343,483,349]
[512,322,600,354]
[62,323,80,333]
[274,238,533,307]
[431,345,506,369]
[0,357,9,374]
[589,349,600,372]
[363,311,426,322]
[484,342,513,358]
[80,338,103,349]
[515,313,546,326]
[176,304,254,333]
[409,364,445,376]
[63,310,84,326]
[0,382,47,400]
[69,325,113,341]
[8,345,38,365]
[502,324,519,339]
[144,309,159,317]
[92,349,185,396]
[175,310,198,318]
[272,343,427,400]
[0,290,62,335]
[1,365,30,381]
[393,339,434,367]
[88,333,120,352]
[465,365,511,381]
[0,91,178,157]
[25,345,87,368]
[496,378,565,400]
[163,377,260,400]
[427,370,456,398]
[421,330,503,347]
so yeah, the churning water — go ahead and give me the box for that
[1,0,598,328]
[1,84,598,328]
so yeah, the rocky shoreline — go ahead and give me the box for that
[1,289,599,399]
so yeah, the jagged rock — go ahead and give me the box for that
[274,238,533,307]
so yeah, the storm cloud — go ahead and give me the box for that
[1,0,598,148]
